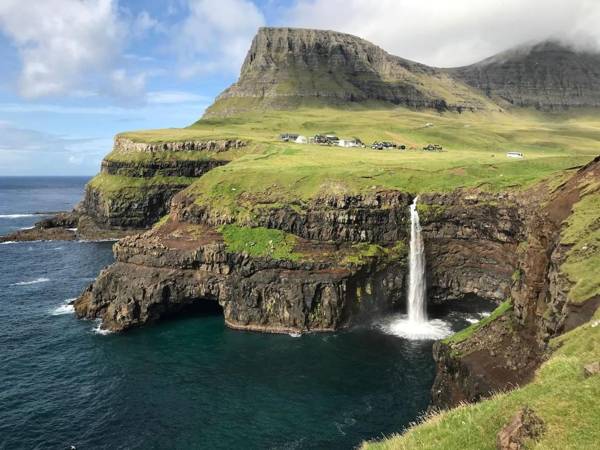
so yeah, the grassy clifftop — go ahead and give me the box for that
[157,108,599,219]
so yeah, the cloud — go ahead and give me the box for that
[132,10,164,36]
[0,121,109,174]
[286,0,600,67]
[0,0,145,100]
[174,0,265,77]
[147,90,209,104]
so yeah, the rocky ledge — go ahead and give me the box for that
[74,220,407,333]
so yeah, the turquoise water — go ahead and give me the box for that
[0,178,478,449]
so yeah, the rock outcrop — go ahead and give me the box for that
[74,220,407,333]
[496,406,545,450]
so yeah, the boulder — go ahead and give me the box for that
[496,406,545,450]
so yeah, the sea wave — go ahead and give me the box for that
[19,226,35,230]
[51,298,77,315]
[0,214,38,218]
[77,239,118,243]
[11,277,50,286]
[1,240,43,245]
[92,320,113,335]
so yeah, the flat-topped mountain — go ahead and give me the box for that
[204,27,493,117]
[450,40,600,109]
[205,28,600,117]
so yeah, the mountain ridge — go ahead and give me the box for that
[204,27,600,117]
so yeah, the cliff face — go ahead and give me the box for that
[74,220,408,333]
[76,137,246,231]
[204,27,492,117]
[74,187,527,333]
[430,157,600,410]
[450,41,600,109]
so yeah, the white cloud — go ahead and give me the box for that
[132,10,164,36]
[107,69,146,103]
[147,90,208,104]
[174,0,265,77]
[286,0,600,67]
[0,121,108,174]
[0,0,145,99]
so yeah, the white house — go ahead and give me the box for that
[338,139,361,148]
[506,152,524,158]
[295,135,308,144]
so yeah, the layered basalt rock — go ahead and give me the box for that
[419,191,524,303]
[100,159,227,178]
[112,136,246,154]
[75,187,527,333]
[79,182,191,230]
[175,190,413,243]
[74,221,407,333]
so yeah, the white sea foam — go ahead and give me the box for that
[19,226,35,230]
[51,299,77,315]
[1,240,42,245]
[77,238,118,243]
[92,320,112,335]
[0,214,37,219]
[376,314,453,340]
[12,277,50,286]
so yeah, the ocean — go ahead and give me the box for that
[0,177,480,449]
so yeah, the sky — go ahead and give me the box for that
[0,0,599,176]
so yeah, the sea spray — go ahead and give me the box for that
[407,196,427,324]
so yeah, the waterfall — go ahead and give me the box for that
[407,196,427,323]
[375,196,452,340]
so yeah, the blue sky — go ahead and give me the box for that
[0,0,597,175]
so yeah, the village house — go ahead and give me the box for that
[279,133,299,142]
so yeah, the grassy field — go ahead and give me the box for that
[362,308,600,450]
[139,108,597,218]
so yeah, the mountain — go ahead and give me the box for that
[450,40,600,109]
[204,27,493,117]
[205,29,600,117]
